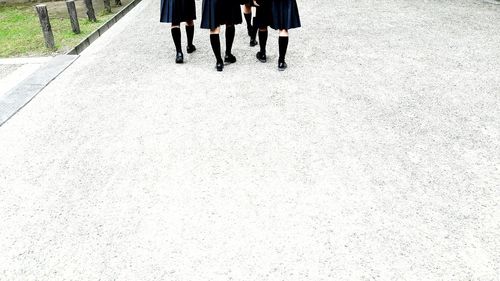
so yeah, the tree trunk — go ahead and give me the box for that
[66,0,81,34]
[103,0,111,14]
[35,5,55,49]
[84,0,97,22]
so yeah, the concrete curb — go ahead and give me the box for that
[67,0,144,55]
[0,55,78,126]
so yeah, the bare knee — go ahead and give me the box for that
[279,29,288,36]
[243,4,251,14]
[210,27,220,34]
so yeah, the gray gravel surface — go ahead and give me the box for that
[0,65,21,80]
[0,0,499,280]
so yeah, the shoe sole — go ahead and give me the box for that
[176,52,184,63]
[256,53,266,63]
[187,45,196,54]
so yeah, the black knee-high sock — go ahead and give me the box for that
[225,26,235,55]
[210,34,223,62]
[186,25,194,47]
[259,30,268,53]
[278,36,289,62]
[171,28,182,52]
[244,13,252,31]
[250,17,258,40]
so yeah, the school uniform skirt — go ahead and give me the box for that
[240,0,253,6]
[254,1,272,28]
[269,0,301,30]
[200,0,243,29]
[160,0,196,24]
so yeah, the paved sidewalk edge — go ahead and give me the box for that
[0,57,52,65]
[0,55,78,127]
[67,0,144,55]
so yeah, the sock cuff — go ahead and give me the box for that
[279,36,289,43]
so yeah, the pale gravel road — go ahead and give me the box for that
[0,65,20,80]
[0,0,499,280]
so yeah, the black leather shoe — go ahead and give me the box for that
[249,39,258,47]
[216,61,224,71]
[175,52,184,64]
[186,45,196,54]
[224,54,237,64]
[256,51,266,63]
[278,61,287,71]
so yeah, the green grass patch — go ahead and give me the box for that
[0,4,114,57]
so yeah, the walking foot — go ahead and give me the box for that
[256,51,267,63]
[187,44,196,54]
[224,54,237,64]
[278,61,287,71]
[175,52,184,64]
[216,60,224,71]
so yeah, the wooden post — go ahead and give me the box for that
[84,0,97,22]
[66,0,80,34]
[103,0,111,14]
[35,5,55,49]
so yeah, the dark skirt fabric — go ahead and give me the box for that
[254,1,272,28]
[269,0,301,30]
[160,0,196,24]
[200,0,243,29]
[240,0,253,6]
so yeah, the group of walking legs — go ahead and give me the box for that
[160,0,301,71]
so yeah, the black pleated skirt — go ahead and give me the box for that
[200,0,243,29]
[160,0,196,24]
[254,1,272,28]
[239,0,253,6]
[269,0,301,30]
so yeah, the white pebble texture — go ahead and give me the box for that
[0,0,499,280]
